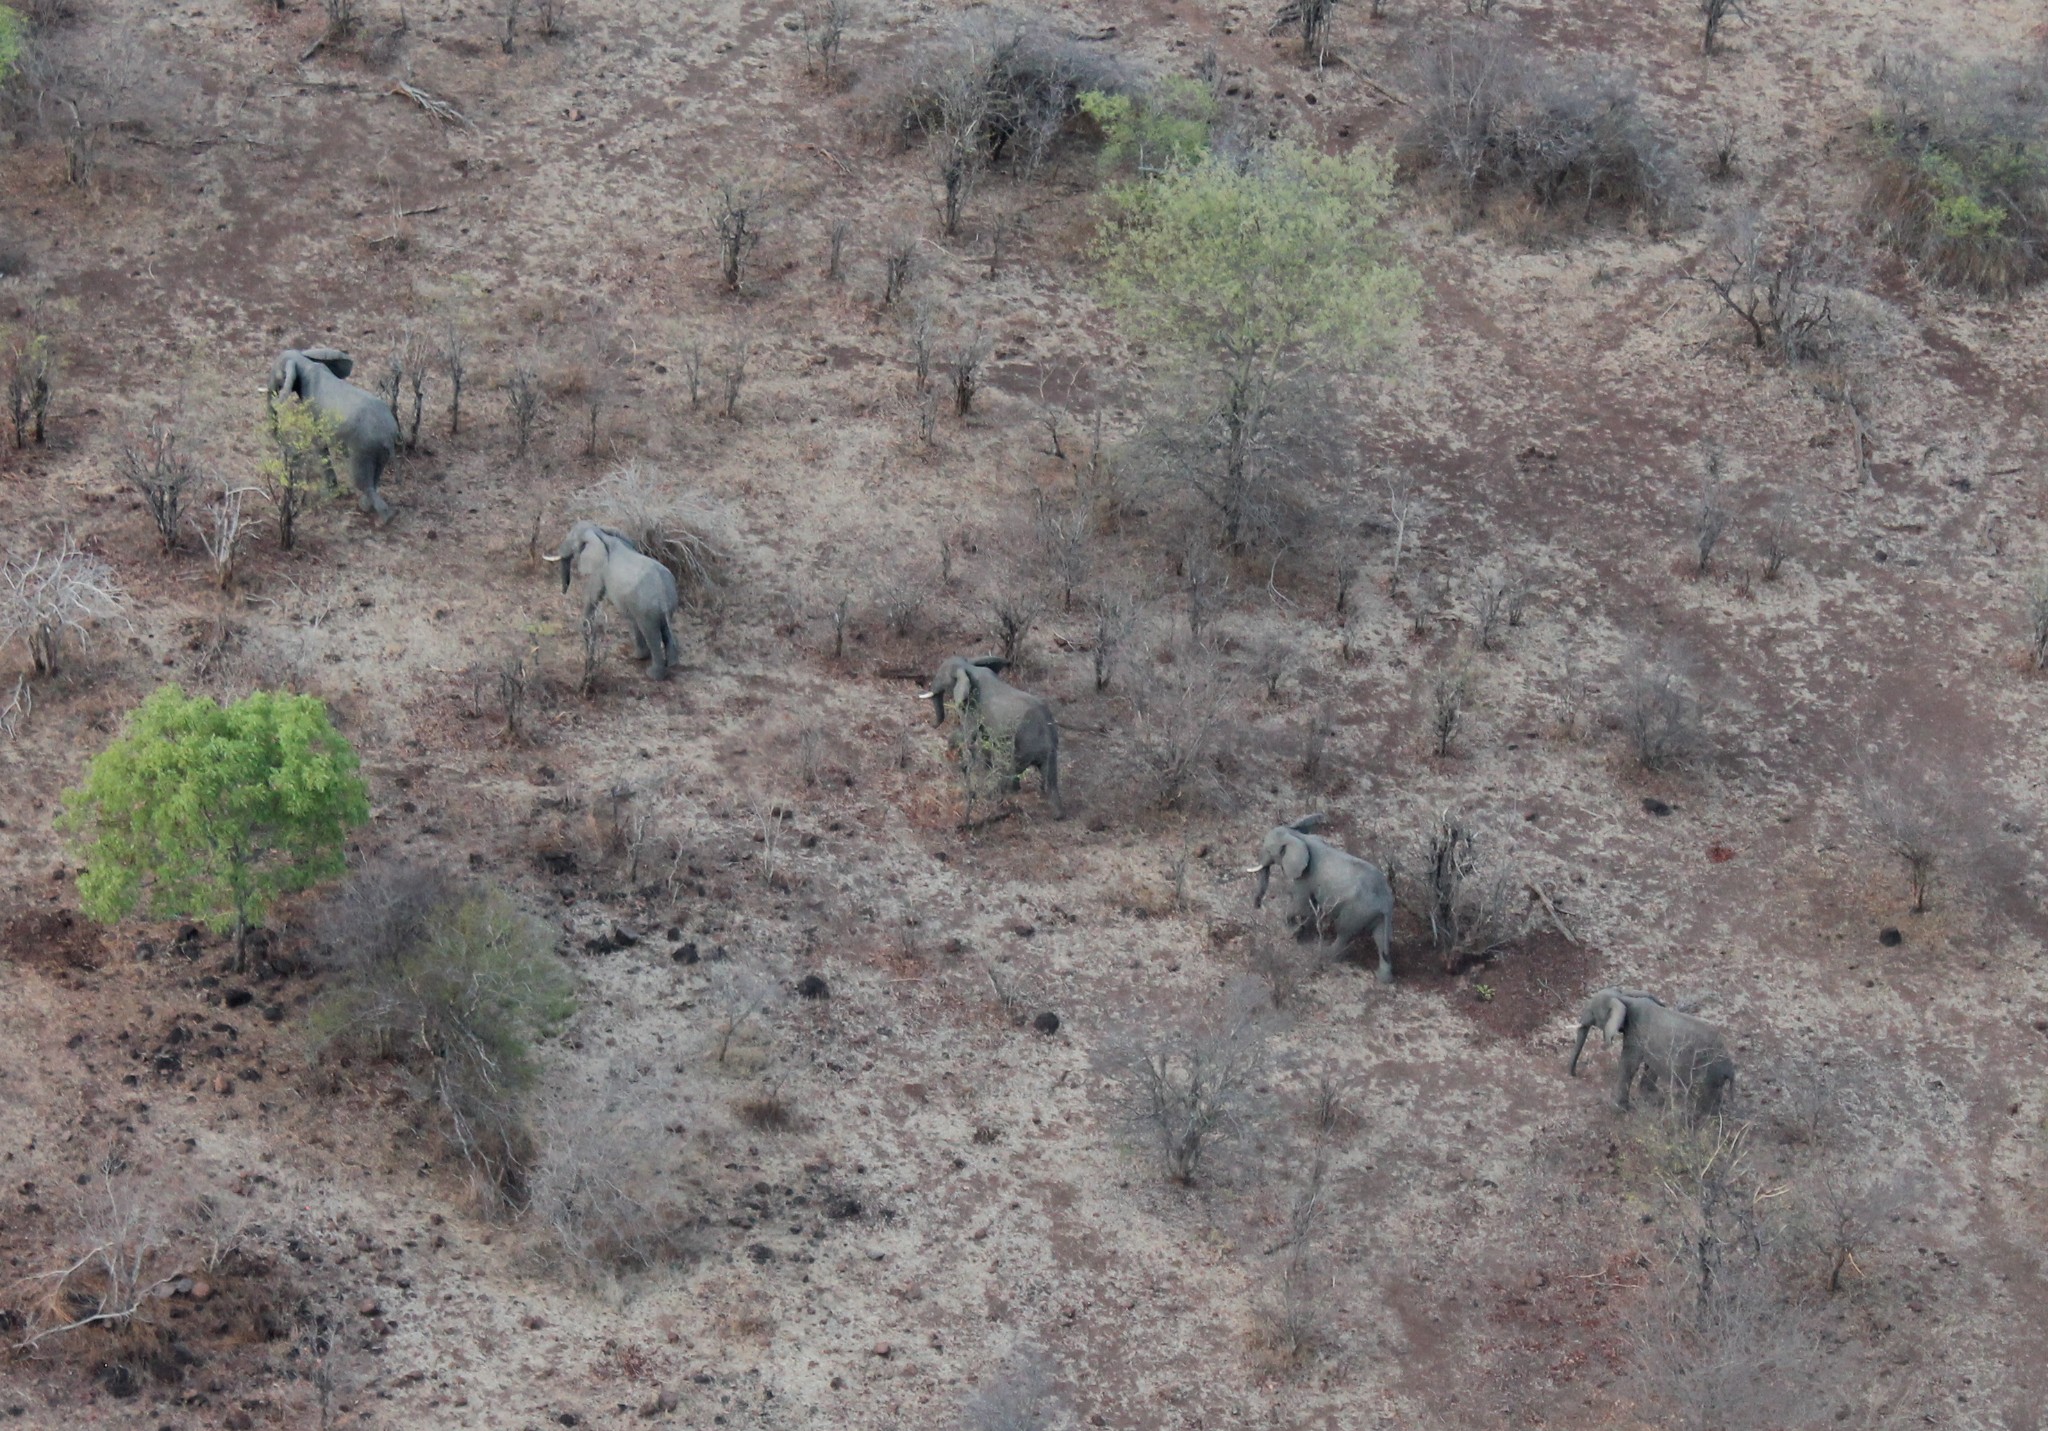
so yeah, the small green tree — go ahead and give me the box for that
[262,396,336,550]
[1095,141,1420,549]
[1079,78,1216,175]
[60,686,371,966]
[0,7,26,87]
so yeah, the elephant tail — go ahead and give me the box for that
[660,613,678,661]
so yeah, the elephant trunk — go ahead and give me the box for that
[928,688,946,726]
[1568,1022,1593,1076]
[1250,864,1271,909]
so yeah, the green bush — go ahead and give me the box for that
[1079,77,1215,175]
[1868,56,2048,293]
[60,687,369,965]
[313,867,573,1206]
[0,8,25,88]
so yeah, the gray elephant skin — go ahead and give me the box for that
[1246,814,1396,983]
[920,656,1063,817]
[267,348,398,522]
[1569,988,1734,1116]
[544,521,681,680]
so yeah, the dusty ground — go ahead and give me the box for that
[2,0,2046,1425]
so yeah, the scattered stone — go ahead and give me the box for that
[525,1314,548,1330]
[1033,1011,1060,1036]
[796,974,829,999]
[824,1194,862,1220]
[584,923,639,954]
[1641,797,1673,817]
[212,1074,233,1096]
[747,1243,774,1263]
[1879,927,1903,947]
[872,1342,891,1358]
[222,988,254,1009]
[225,1411,253,1430]
[358,1298,381,1317]
[189,1280,212,1302]
[672,942,699,964]
[639,1390,680,1417]
[557,1414,582,1428]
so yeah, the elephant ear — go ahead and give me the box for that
[969,656,1009,673]
[950,666,975,709]
[301,347,354,378]
[1279,833,1311,881]
[1288,813,1328,834]
[1602,997,1628,1041]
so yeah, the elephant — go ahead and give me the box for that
[543,521,681,680]
[918,655,1063,817]
[1569,988,1735,1116]
[1246,814,1396,983]
[266,348,399,523]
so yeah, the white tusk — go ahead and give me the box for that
[1243,865,1265,875]
[915,691,934,699]
[541,554,564,562]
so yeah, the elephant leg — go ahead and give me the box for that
[1614,1044,1639,1111]
[630,620,650,658]
[356,454,391,522]
[662,616,680,667]
[1371,912,1393,984]
[644,616,670,680]
[1041,746,1063,819]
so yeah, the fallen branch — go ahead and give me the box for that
[399,203,445,217]
[299,33,327,63]
[1525,881,1578,944]
[391,81,474,129]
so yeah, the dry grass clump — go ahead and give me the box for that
[577,461,733,610]
[1407,33,1687,231]
[1867,54,2048,294]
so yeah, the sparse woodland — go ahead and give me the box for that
[0,0,2045,1426]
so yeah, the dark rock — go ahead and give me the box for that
[1641,797,1673,817]
[536,849,578,876]
[1879,927,1903,947]
[223,988,254,1009]
[584,923,639,954]
[1033,1011,1060,1036]
[672,942,699,964]
[824,1195,862,1220]
[795,974,829,999]
[747,1243,774,1263]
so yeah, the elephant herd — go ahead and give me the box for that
[269,346,1737,1120]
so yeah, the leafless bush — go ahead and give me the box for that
[0,534,129,677]
[323,0,357,39]
[193,482,258,592]
[720,341,750,420]
[1090,587,1137,692]
[7,1166,180,1353]
[825,218,850,280]
[1861,766,1953,914]
[398,326,431,452]
[1758,495,1796,580]
[909,306,935,392]
[1698,0,1744,54]
[801,0,851,86]
[2,329,55,448]
[0,674,30,742]
[578,462,732,610]
[952,325,990,416]
[1034,498,1094,611]
[499,645,534,739]
[1270,0,1340,67]
[1692,482,1733,574]
[1382,470,1427,597]
[1178,530,1227,642]
[1426,660,1470,758]
[1397,809,1520,971]
[533,0,562,36]
[440,312,469,436]
[882,231,920,305]
[705,961,778,1064]
[506,367,541,458]
[987,586,1042,667]
[312,870,570,1207]
[1867,54,2048,294]
[1409,35,1687,227]
[1129,641,1239,808]
[118,425,199,554]
[1621,654,1708,771]
[1472,568,1526,651]
[710,180,773,294]
[1697,215,1854,363]
[577,608,606,697]
[874,577,928,638]
[501,0,521,55]
[2024,567,2048,670]
[1248,634,1294,700]
[1108,994,1268,1185]
[529,1077,698,1287]
[1297,704,1334,788]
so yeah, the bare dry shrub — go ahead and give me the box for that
[506,367,542,458]
[1409,34,1687,228]
[709,179,775,293]
[705,961,779,1065]
[1106,989,1268,1185]
[529,1069,699,1290]
[1089,587,1137,692]
[1395,808,1520,972]
[576,462,732,611]
[736,1089,795,1130]
[987,584,1042,667]
[1034,496,1094,611]
[577,607,606,698]
[118,426,199,555]
[1692,477,1733,574]
[1621,652,1708,771]
[5,1165,180,1354]
[2024,567,2048,670]
[1698,0,1745,55]
[951,324,990,415]
[1758,494,1797,580]
[312,867,572,1208]
[1,328,55,447]
[882,230,920,305]
[874,576,928,638]
[801,0,852,86]
[1426,659,1470,758]
[1867,54,2048,294]
[1696,214,1859,363]
[1128,640,1239,808]
[1860,763,1956,914]
[0,532,129,677]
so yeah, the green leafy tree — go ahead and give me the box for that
[0,7,26,87]
[60,686,371,965]
[262,396,336,550]
[1079,79,1216,175]
[1096,141,1420,549]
